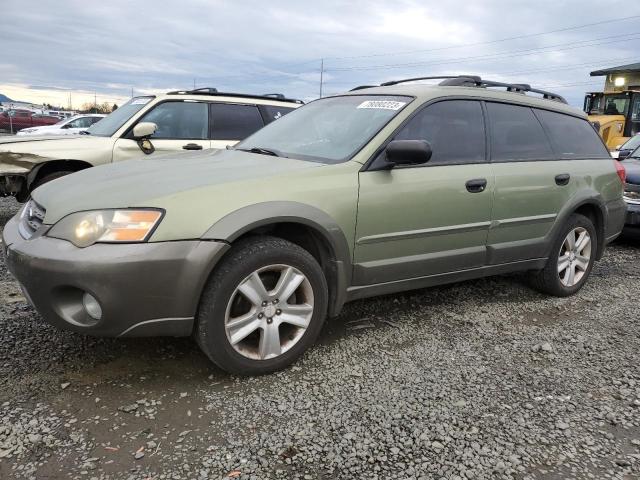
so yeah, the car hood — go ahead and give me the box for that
[0,135,113,174]
[624,158,640,185]
[32,149,323,225]
[0,135,106,152]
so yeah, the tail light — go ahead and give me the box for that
[614,160,626,184]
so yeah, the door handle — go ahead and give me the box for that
[465,178,487,193]
[555,173,570,186]
[182,143,203,150]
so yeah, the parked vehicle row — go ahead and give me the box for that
[0,110,60,132]
[1,76,628,375]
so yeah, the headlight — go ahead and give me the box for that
[47,209,164,247]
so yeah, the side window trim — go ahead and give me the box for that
[484,101,555,163]
[125,99,209,140]
[364,96,492,171]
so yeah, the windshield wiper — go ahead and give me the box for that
[235,146,287,158]
[79,130,91,135]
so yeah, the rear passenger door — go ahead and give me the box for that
[486,102,609,264]
[354,100,494,285]
[209,103,265,149]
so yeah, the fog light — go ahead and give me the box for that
[82,292,102,320]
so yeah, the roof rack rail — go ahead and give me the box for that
[166,88,304,104]
[354,75,567,104]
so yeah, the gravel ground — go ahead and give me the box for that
[1,195,640,480]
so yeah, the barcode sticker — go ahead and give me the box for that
[357,100,406,110]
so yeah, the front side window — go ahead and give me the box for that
[139,101,208,140]
[535,109,610,159]
[394,100,486,165]
[87,96,153,137]
[487,103,553,161]
[236,95,413,163]
[210,103,264,140]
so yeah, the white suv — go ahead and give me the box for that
[0,88,302,201]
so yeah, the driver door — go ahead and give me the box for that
[354,100,494,285]
[112,100,211,162]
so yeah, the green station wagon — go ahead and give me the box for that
[2,76,627,375]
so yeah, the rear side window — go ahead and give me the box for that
[261,105,296,123]
[210,103,264,140]
[394,100,486,165]
[487,103,553,161]
[534,109,610,158]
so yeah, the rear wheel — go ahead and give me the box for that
[195,236,328,375]
[530,213,597,296]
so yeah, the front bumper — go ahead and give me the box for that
[2,214,229,337]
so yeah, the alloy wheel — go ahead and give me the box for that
[224,264,314,360]
[557,227,592,287]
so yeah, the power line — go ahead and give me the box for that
[321,55,640,88]
[324,14,640,61]
[326,32,640,72]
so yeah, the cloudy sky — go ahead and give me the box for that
[2,0,639,109]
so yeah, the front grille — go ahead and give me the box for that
[18,199,46,239]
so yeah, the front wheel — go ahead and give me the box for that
[530,213,597,297]
[195,236,328,375]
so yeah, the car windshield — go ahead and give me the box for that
[85,96,154,137]
[621,134,640,152]
[236,95,413,163]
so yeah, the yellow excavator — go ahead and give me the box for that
[584,62,640,150]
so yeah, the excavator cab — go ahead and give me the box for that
[585,63,640,150]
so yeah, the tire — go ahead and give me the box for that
[530,213,597,297]
[195,235,328,375]
[31,170,74,191]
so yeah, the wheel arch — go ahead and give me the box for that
[202,201,352,316]
[27,159,93,190]
[552,195,607,260]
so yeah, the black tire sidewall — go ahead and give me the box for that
[32,171,74,191]
[197,237,328,375]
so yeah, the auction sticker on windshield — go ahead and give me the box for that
[131,98,152,105]
[357,100,406,110]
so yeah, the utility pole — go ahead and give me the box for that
[131,87,134,98]
[94,92,97,113]
[193,78,196,89]
[319,58,324,98]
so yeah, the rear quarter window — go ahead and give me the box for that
[261,105,296,124]
[534,109,610,159]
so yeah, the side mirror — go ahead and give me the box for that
[385,140,432,167]
[132,122,157,139]
[618,150,631,160]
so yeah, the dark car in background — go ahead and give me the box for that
[613,133,640,160]
[623,146,640,229]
